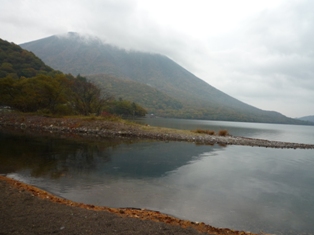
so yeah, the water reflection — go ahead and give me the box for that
[0,131,116,177]
[163,146,314,234]
[0,131,217,179]
[1,129,314,234]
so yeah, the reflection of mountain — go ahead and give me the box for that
[0,131,218,179]
[104,141,217,178]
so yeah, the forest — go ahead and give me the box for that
[0,38,146,117]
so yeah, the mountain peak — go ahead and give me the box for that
[56,32,104,45]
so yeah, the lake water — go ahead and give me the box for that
[134,117,314,144]
[1,118,314,235]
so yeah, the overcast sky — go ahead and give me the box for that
[1,0,314,118]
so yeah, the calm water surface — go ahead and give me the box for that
[134,117,314,144]
[1,119,314,235]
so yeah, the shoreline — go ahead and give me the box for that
[0,113,302,234]
[0,113,313,149]
[0,175,261,235]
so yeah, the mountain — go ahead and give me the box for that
[297,115,314,123]
[20,32,307,124]
[0,38,56,78]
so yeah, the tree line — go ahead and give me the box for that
[0,73,147,117]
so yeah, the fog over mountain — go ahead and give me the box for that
[21,33,308,124]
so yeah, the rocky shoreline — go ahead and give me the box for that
[0,113,313,149]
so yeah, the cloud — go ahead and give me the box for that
[193,0,314,117]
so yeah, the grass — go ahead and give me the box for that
[63,114,122,122]
[193,129,215,135]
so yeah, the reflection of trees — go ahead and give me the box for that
[0,132,128,179]
[0,130,221,179]
[29,144,108,179]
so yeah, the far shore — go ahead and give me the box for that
[0,112,313,149]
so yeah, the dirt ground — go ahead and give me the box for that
[0,176,259,235]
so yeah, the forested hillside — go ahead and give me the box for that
[20,33,308,124]
[0,38,146,117]
[88,74,183,114]
[0,38,56,78]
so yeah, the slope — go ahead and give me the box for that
[0,38,57,78]
[20,33,305,124]
[88,74,183,115]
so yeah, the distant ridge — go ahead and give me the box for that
[297,115,314,123]
[20,33,308,124]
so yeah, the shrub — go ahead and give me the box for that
[100,111,120,121]
[218,130,229,136]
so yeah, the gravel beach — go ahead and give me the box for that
[0,176,259,235]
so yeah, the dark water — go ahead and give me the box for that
[1,120,314,235]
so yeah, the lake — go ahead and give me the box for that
[1,118,314,235]
[134,117,314,144]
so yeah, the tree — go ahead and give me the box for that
[105,99,147,117]
[0,74,71,113]
[69,75,112,115]
[0,76,17,106]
